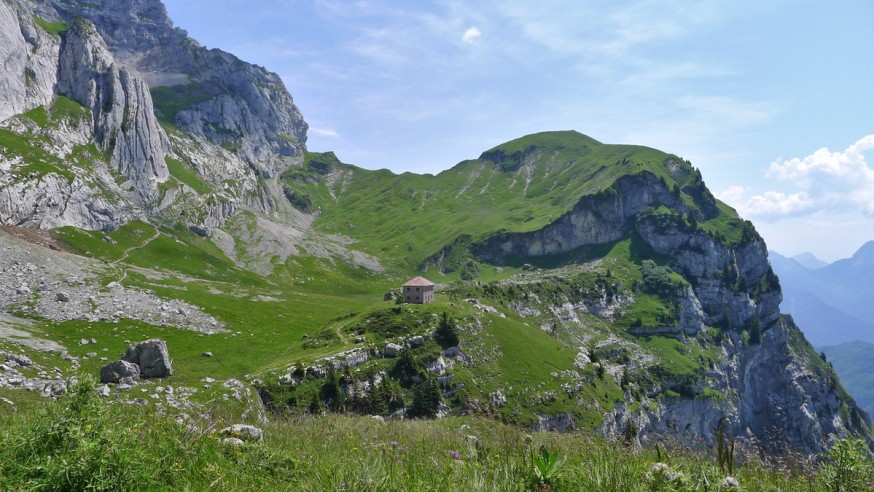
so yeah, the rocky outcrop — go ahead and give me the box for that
[600,317,867,456]
[2,0,309,233]
[471,165,869,454]
[49,0,308,177]
[0,2,59,121]
[100,360,140,384]
[57,18,169,202]
[474,172,688,262]
[122,339,172,378]
[0,174,139,230]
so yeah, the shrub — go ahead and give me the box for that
[434,311,460,348]
[819,438,874,491]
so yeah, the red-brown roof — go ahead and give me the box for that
[403,276,435,287]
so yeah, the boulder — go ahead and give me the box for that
[100,360,140,384]
[384,343,402,357]
[56,292,71,302]
[220,424,263,442]
[444,346,462,358]
[5,353,33,367]
[123,339,172,378]
[408,336,425,347]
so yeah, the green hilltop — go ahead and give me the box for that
[281,130,736,274]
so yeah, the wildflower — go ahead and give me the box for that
[721,476,740,489]
[390,441,399,447]
[340,483,347,490]
[448,450,462,459]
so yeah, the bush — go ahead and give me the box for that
[819,438,874,491]
[434,311,460,348]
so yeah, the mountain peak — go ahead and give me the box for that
[852,240,874,261]
[791,252,828,270]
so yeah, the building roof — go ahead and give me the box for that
[403,276,435,287]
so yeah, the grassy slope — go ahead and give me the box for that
[282,131,722,272]
[2,125,869,486]
[2,380,848,491]
[16,131,748,427]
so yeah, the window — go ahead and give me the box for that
[416,287,420,291]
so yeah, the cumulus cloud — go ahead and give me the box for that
[744,191,815,217]
[727,134,874,220]
[309,127,339,138]
[462,26,482,44]
[715,185,748,207]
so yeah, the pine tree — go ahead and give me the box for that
[410,379,442,417]
[435,311,460,348]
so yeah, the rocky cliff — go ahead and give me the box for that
[464,150,868,455]
[0,0,310,236]
[49,0,308,177]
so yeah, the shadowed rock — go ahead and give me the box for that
[100,360,140,384]
[122,338,172,378]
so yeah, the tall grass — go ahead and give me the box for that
[3,378,863,491]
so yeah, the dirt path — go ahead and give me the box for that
[110,228,162,283]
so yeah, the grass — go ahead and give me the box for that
[0,378,860,491]
[165,156,213,194]
[281,132,711,273]
[150,83,217,126]
[32,15,68,36]
[3,126,865,487]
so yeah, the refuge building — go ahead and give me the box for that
[403,276,435,304]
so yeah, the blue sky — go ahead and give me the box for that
[161,0,874,262]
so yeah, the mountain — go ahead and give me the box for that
[770,246,874,345]
[0,0,870,459]
[822,341,874,417]
[791,252,828,270]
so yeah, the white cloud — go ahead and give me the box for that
[715,185,748,208]
[462,26,481,44]
[733,135,874,219]
[767,134,874,185]
[309,127,339,138]
[743,191,815,217]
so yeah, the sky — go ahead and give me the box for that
[160,0,874,262]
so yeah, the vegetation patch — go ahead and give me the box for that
[165,156,212,194]
[32,15,68,36]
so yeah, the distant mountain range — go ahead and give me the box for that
[770,244,874,347]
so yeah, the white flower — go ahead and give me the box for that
[721,476,740,489]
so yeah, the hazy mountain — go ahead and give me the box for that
[791,252,828,270]
[771,246,874,346]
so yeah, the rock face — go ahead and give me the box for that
[49,0,308,178]
[57,18,169,202]
[100,360,141,384]
[479,169,870,455]
[0,2,58,120]
[122,339,172,378]
[0,0,309,233]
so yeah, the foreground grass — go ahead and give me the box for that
[3,378,867,491]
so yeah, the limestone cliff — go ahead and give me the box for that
[57,18,169,203]
[471,163,869,455]
[0,0,310,235]
[49,0,309,178]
